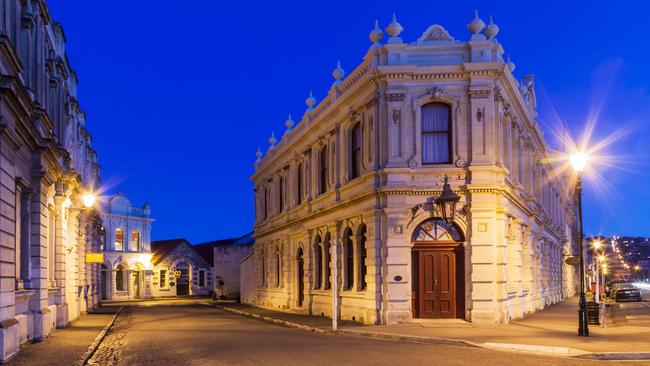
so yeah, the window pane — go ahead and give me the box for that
[422,103,449,132]
[422,133,449,163]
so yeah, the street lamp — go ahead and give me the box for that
[435,176,461,225]
[571,149,589,337]
[82,192,96,208]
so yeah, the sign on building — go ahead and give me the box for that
[85,253,105,263]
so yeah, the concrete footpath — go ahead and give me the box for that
[5,306,119,366]
[212,297,650,361]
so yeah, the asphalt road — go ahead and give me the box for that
[87,302,644,366]
[610,290,650,326]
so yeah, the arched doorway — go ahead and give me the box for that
[411,218,465,319]
[296,248,304,307]
[176,262,191,296]
[132,263,143,298]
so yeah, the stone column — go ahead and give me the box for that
[53,191,68,327]
[28,169,55,341]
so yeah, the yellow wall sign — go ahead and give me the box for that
[85,253,105,263]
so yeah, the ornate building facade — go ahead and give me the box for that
[0,0,103,361]
[100,193,154,300]
[249,13,578,325]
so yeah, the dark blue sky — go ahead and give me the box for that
[48,0,650,242]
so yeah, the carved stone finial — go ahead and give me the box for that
[332,60,345,85]
[484,15,499,39]
[255,146,263,162]
[385,13,403,43]
[305,90,316,111]
[506,55,516,72]
[467,10,486,39]
[268,131,277,150]
[284,113,294,130]
[369,20,384,45]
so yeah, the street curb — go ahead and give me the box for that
[202,303,327,334]
[335,329,481,348]
[201,303,650,361]
[573,352,650,361]
[77,306,124,366]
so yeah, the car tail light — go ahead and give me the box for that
[617,291,626,295]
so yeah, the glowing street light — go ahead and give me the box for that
[82,193,96,208]
[571,147,590,337]
[598,255,606,263]
[592,240,602,250]
[570,151,589,173]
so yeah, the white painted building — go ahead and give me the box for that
[99,193,154,300]
[0,0,103,361]
[247,13,579,325]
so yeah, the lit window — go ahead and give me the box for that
[160,269,166,288]
[131,230,140,252]
[115,228,124,251]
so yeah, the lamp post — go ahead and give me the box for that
[571,150,589,336]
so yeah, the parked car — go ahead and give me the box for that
[606,280,626,298]
[614,283,642,302]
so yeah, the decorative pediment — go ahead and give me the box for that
[417,25,454,43]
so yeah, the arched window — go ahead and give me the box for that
[350,123,362,180]
[323,233,331,289]
[412,218,463,242]
[421,103,451,164]
[296,163,303,205]
[319,146,328,195]
[357,225,367,291]
[313,235,322,289]
[343,228,354,290]
[131,230,140,252]
[114,228,124,251]
[275,245,281,287]
[115,265,124,291]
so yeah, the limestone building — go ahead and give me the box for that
[0,0,103,361]
[99,193,154,300]
[248,13,579,325]
[198,232,254,299]
[150,239,213,297]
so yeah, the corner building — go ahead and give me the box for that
[0,0,103,361]
[250,14,579,325]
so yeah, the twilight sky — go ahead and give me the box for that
[47,0,650,243]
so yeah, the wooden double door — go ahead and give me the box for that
[412,245,463,319]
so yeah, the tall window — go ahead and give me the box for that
[48,211,55,282]
[313,236,322,289]
[358,225,367,291]
[115,228,124,251]
[199,270,206,287]
[421,103,451,164]
[319,146,328,195]
[344,229,354,290]
[160,269,167,288]
[296,164,303,205]
[116,265,125,291]
[278,176,284,213]
[350,123,362,180]
[263,186,268,220]
[131,230,140,252]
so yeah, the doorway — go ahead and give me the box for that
[297,248,304,307]
[100,264,108,300]
[176,263,190,296]
[411,218,464,319]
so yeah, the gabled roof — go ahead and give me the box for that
[151,238,190,265]
[193,232,254,266]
